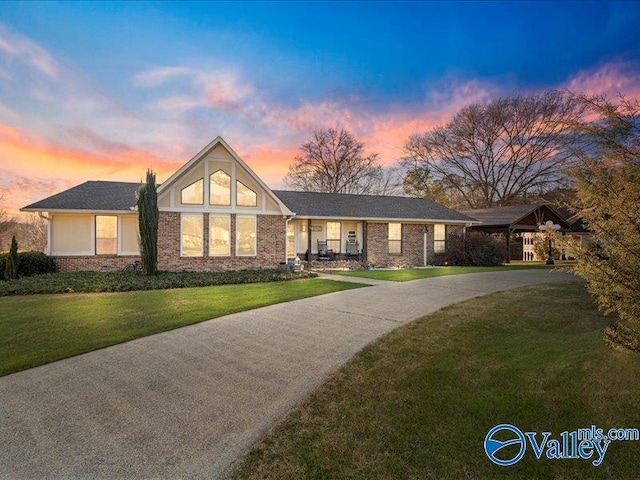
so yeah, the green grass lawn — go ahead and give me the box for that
[233,282,640,479]
[0,279,363,377]
[334,263,560,281]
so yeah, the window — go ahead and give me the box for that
[210,170,231,206]
[434,224,446,253]
[181,214,203,257]
[96,215,117,255]
[326,222,341,252]
[388,223,402,254]
[237,181,257,207]
[236,216,256,256]
[181,178,204,205]
[287,222,295,259]
[209,215,230,256]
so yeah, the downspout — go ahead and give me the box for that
[38,212,52,256]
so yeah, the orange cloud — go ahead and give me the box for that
[0,124,182,215]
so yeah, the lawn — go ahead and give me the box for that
[334,263,559,281]
[0,278,363,376]
[232,282,640,479]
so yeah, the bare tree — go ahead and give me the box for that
[0,195,16,252]
[18,214,48,252]
[402,91,587,209]
[284,128,397,195]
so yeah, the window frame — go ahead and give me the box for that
[209,169,231,206]
[434,224,446,253]
[388,222,402,255]
[180,178,204,205]
[180,213,204,257]
[209,214,231,257]
[326,221,341,253]
[236,180,258,207]
[95,215,118,255]
[236,215,257,257]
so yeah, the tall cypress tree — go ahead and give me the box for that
[136,169,159,275]
[5,235,18,280]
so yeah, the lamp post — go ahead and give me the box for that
[538,220,561,265]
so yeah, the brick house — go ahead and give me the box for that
[22,137,478,272]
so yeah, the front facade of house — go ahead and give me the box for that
[23,137,477,272]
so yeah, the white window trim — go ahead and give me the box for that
[209,169,232,207]
[209,214,231,257]
[434,224,446,253]
[180,178,204,206]
[236,215,257,257]
[236,180,258,207]
[180,213,204,257]
[388,222,402,255]
[95,214,118,256]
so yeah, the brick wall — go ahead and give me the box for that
[157,212,286,272]
[365,222,465,267]
[55,256,140,272]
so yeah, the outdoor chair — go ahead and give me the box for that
[345,240,359,260]
[317,240,334,260]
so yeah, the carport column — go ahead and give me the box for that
[505,227,511,263]
[307,219,312,259]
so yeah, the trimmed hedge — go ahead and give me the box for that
[431,232,507,267]
[0,269,317,296]
[0,251,57,280]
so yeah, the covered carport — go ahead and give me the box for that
[461,204,572,261]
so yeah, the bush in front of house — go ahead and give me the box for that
[0,251,57,280]
[431,232,507,267]
[0,268,317,296]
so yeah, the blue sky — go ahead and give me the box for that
[1,1,640,214]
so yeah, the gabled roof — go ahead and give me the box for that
[22,181,140,212]
[273,190,477,223]
[159,136,292,216]
[461,204,572,229]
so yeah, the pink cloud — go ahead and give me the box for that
[566,61,640,100]
[0,22,59,79]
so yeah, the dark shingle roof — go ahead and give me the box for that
[23,181,140,211]
[273,190,476,222]
[459,204,544,227]
[23,182,476,223]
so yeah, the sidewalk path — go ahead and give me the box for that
[0,270,578,479]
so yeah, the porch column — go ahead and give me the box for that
[361,221,367,263]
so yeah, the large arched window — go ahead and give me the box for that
[210,170,231,206]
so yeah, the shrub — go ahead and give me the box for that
[0,251,57,280]
[18,251,57,277]
[431,232,506,266]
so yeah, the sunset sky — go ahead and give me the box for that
[1,1,640,217]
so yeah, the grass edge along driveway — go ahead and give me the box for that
[334,263,559,281]
[0,278,363,377]
[232,282,640,480]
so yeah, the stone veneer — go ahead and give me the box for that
[157,212,286,272]
[365,222,464,267]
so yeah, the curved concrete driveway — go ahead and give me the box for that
[0,270,577,479]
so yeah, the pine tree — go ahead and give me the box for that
[137,169,159,276]
[5,235,18,280]
[563,94,640,351]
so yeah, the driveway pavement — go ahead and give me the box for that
[0,270,577,479]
